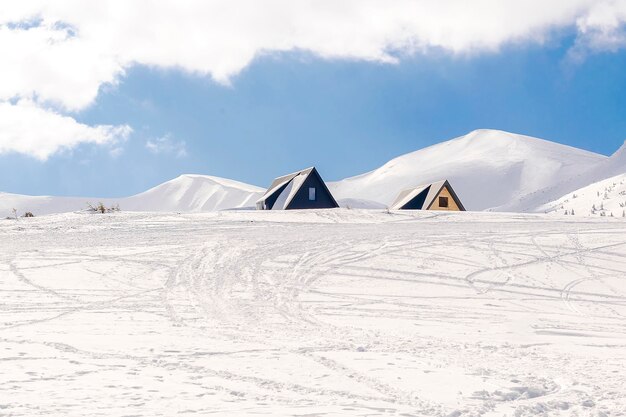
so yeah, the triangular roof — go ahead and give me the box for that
[390,180,465,210]
[257,167,337,210]
[261,167,316,201]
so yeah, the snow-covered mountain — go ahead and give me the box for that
[329,129,606,210]
[537,173,626,217]
[497,141,626,213]
[1,174,264,217]
[2,129,621,216]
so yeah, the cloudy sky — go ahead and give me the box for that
[2,0,626,196]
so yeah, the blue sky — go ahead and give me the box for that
[1,2,626,197]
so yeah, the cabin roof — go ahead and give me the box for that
[257,167,318,209]
[390,179,464,210]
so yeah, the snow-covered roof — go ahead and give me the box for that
[390,180,463,210]
[257,167,316,209]
[390,184,431,210]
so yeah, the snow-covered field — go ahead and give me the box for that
[1,210,625,416]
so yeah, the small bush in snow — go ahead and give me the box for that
[23,212,34,218]
[87,202,121,214]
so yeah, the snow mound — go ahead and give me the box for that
[123,174,264,212]
[329,129,605,211]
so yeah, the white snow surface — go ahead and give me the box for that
[0,174,264,217]
[336,198,387,209]
[328,129,605,210]
[1,209,625,416]
[497,141,626,213]
[538,172,626,217]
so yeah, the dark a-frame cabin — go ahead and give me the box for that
[390,180,465,211]
[256,167,339,210]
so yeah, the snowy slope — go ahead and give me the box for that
[497,141,626,213]
[0,174,264,217]
[538,172,626,217]
[122,174,263,212]
[1,129,615,216]
[329,129,605,210]
[1,210,625,415]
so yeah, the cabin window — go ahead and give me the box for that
[308,187,316,201]
[439,196,449,208]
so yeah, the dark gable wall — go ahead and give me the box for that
[287,170,339,209]
[402,186,430,210]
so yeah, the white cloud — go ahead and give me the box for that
[146,135,187,158]
[1,0,626,111]
[1,0,626,159]
[0,101,131,160]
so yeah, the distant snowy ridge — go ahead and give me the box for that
[329,129,605,211]
[1,174,264,217]
[2,129,621,216]
[538,173,626,217]
[496,141,626,213]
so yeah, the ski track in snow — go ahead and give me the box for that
[0,210,625,416]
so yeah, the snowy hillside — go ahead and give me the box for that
[0,174,263,217]
[122,174,263,212]
[1,210,625,415]
[329,129,605,210]
[497,141,626,213]
[1,129,618,216]
[538,172,626,217]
